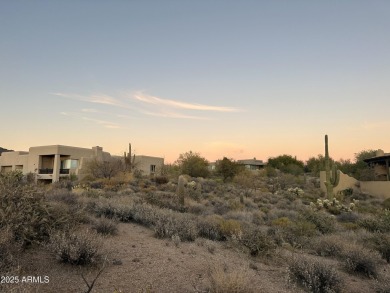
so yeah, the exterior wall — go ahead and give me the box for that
[360,181,390,199]
[320,170,390,198]
[134,155,164,176]
[0,151,29,173]
[320,171,359,194]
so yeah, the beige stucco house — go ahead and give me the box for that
[0,145,164,183]
[320,150,390,199]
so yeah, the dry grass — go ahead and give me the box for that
[209,266,254,293]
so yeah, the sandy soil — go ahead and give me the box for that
[0,222,385,293]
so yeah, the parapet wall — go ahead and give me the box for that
[320,170,390,199]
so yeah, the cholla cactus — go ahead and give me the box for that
[287,187,304,196]
[177,175,186,205]
[312,197,358,213]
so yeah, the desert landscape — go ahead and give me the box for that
[1,148,390,293]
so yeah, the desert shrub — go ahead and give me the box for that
[92,217,118,235]
[145,191,186,212]
[224,211,253,223]
[382,198,390,210]
[154,176,169,185]
[359,210,390,233]
[336,212,360,223]
[209,266,254,293]
[218,219,242,240]
[252,211,265,225]
[376,278,390,293]
[366,232,390,263]
[269,219,317,247]
[288,256,343,293]
[131,203,162,227]
[154,211,198,241]
[187,200,207,215]
[341,245,382,278]
[197,215,224,241]
[311,235,345,257]
[240,227,276,256]
[49,230,102,265]
[0,227,21,271]
[301,209,336,234]
[88,197,135,222]
[0,172,57,246]
[46,188,78,205]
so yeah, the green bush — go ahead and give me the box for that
[288,256,343,293]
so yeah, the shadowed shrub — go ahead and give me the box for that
[367,232,390,263]
[92,217,118,235]
[342,245,382,278]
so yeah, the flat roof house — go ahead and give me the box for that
[0,145,164,183]
[237,158,266,170]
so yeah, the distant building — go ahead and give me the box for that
[0,145,164,183]
[237,158,266,170]
[209,157,266,171]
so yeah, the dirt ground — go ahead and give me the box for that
[0,222,385,293]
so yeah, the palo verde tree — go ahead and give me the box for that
[86,158,124,180]
[267,154,304,175]
[215,157,242,182]
[176,151,209,178]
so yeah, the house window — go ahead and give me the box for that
[61,159,79,169]
[150,165,156,173]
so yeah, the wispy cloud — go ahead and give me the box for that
[140,110,211,120]
[133,92,241,112]
[52,92,124,108]
[60,111,121,129]
[53,91,242,122]
[82,117,121,129]
[81,108,99,113]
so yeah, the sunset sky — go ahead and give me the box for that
[1,1,389,163]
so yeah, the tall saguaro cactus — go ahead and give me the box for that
[324,135,340,198]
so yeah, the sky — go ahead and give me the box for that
[1,1,389,163]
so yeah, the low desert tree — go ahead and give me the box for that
[337,149,377,180]
[176,151,209,178]
[305,154,330,176]
[215,157,242,182]
[86,158,124,180]
[267,155,304,175]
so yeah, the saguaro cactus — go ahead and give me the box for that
[177,175,186,205]
[324,134,340,198]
